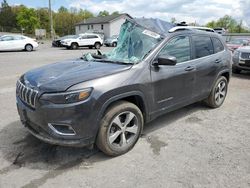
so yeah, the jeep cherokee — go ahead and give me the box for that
[16,18,231,156]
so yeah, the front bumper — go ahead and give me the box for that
[232,59,250,71]
[16,96,98,147]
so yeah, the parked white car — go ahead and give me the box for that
[0,35,38,52]
[61,33,103,50]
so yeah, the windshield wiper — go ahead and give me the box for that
[94,59,133,65]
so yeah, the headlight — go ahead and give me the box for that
[40,88,92,104]
[233,51,240,58]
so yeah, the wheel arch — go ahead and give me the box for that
[97,91,149,124]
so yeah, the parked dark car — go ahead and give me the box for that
[52,35,76,47]
[16,18,231,156]
[232,46,250,73]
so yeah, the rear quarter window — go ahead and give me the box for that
[192,35,214,58]
[212,37,224,53]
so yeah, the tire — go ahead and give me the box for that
[205,76,228,108]
[66,46,71,50]
[232,67,241,74]
[25,44,33,52]
[112,42,117,47]
[96,101,144,156]
[94,42,101,49]
[71,43,78,50]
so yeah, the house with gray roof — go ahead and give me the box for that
[75,14,132,39]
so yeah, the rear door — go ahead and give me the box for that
[191,35,222,98]
[151,35,196,112]
[13,36,25,50]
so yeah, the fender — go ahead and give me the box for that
[97,90,149,123]
[209,68,231,93]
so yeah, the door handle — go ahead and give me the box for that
[215,59,222,63]
[185,66,195,71]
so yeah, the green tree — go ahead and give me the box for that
[36,8,50,32]
[58,6,68,13]
[111,11,119,15]
[0,0,17,31]
[98,10,109,17]
[170,17,176,24]
[16,6,40,33]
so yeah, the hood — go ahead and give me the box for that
[237,46,250,53]
[23,58,132,92]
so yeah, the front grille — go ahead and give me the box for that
[241,52,250,59]
[16,80,38,108]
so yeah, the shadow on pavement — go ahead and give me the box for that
[0,102,209,187]
[143,102,208,135]
[232,71,250,80]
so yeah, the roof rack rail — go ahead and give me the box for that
[169,26,215,33]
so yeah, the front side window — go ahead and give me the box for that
[212,37,224,53]
[193,35,214,58]
[158,35,191,63]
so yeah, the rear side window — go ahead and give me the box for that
[87,35,98,39]
[212,37,224,53]
[193,36,214,58]
[158,36,191,63]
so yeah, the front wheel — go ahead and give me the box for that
[71,43,78,50]
[94,42,101,49]
[96,101,143,156]
[205,76,228,108]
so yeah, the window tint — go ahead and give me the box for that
[193,36,214,58]
[1,36,14,41]
[158,36,191,63]
[13,36,24,40]
[87,35,98,39]
[212,37,224,53]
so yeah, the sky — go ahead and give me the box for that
[6,0,250,26]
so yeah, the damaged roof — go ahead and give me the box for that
[75,13,132,25]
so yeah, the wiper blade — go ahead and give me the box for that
[94,59,133,65]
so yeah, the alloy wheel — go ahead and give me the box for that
[108,111,139,148]
[214,80,227,106]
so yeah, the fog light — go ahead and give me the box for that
[48,123,76,136]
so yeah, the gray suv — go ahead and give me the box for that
[16,18,231,156]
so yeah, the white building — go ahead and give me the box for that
[75,14,132,39]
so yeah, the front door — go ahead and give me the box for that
[151,35,196,113]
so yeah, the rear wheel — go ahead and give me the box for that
[96,101,143,156]
[71,43,78,50]
[112,42,117,47]
[25,44,33,52]
[205,76,228,108]
[232,67,241,74]
[94,42,101,49]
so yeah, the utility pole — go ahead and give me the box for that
[49,0,54,39]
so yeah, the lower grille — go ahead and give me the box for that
[16,80,38,108]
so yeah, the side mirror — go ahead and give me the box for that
[156,55,177,66]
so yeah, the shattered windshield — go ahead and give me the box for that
[84,20,163,64]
